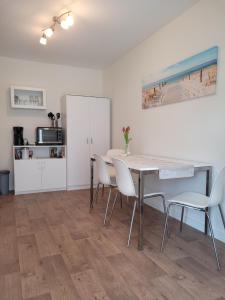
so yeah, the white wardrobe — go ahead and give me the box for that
[62,95,111,190]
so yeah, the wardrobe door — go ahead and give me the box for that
[66,96,91,189]
[90,97,110,157]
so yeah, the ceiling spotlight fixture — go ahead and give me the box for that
[40,33,47,45]
[40,11,73,45]
[65,14,74,27]
[60,19,70,30]
[44,27,54,38]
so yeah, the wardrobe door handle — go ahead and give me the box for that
[91,138,93,144]
[86,138,89,144]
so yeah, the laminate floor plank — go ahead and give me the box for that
[0,272,22,300]
[41,254,81,300]
[15,208,33,237]
[18,234,50,299]
[71,269,110,300]
[107,252,164,300]
[77,238,139,300]
[1,190,225,300]
[35,230,60,258]
[25,294,52,300]
[0,225,19,275]
[49,224,89,273]
[0,201,15,226]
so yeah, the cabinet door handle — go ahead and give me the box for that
[91,138,93,144]
[86,138,89,144]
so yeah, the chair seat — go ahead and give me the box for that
[168,192,209,209]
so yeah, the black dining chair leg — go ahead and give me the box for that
[102,184,105,198]
[180,206,185,232]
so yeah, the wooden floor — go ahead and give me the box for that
[1,190,225,300]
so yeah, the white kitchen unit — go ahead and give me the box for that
[13,145,66,195]
[62,95,111,190]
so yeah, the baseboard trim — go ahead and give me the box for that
[67,185,90,191]
[15,187,66,195]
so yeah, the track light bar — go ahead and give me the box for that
[40,11,74,45]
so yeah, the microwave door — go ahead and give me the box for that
[39,130,43,144]
[43,129,61,144]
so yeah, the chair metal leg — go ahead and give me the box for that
[128,200,137,247]
[103,187,112,225]
[180,206,184,232]
[161,195,166,214]
[205,211,221,271]
[159,194,170,237]
[218,204,225,229]
[161,204,171,252]
[108,191,119,224]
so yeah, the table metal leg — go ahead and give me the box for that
[205,168,212,234]
[90,158,94,212]
[138,171,144,250]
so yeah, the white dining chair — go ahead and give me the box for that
[95,149,124,202]
[106,148,124,178]
[161,167,225,270]
[111,158,166,247]
[94,154,118,224]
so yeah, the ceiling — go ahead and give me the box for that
[0,0,198,69]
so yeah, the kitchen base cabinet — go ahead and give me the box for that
[13,146,66,195]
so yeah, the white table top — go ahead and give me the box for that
[101,154,212,172]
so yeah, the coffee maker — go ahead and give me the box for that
[13,127,24,145]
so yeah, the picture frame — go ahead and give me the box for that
[11,85,47,109]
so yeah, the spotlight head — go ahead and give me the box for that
[60,19,69,30]
[40,34,47,45]
[66,15,74,27]
[45,27,54,38]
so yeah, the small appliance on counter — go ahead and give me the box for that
[22,148,29,159]
[36,127,64,145]
[13,127,24,145]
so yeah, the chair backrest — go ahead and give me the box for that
[112,158,136,197]
[95,154,111,185]
[106,149,124,158]
[209,167,225,207]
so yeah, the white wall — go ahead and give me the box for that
[103,0,225,242]
[0,57,103,189]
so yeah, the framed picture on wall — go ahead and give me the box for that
[11,86,47,109]
[142,46,218,109]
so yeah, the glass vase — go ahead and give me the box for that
[124,143,130,156]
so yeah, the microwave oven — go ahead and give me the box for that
[36,127,64,145]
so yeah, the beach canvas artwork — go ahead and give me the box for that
[142,46,218,109]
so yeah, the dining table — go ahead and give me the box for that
[90,154,212,250]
